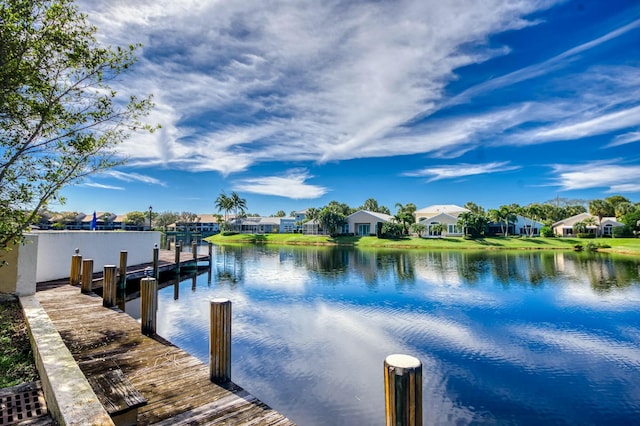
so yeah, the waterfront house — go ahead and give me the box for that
[487,215,545,236]
[415,205,469,236]
[346,210,394,236]
[552,212,624,236]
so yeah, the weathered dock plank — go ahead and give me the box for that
[36,285,295,425]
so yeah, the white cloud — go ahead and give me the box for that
[233,169,328,199]
[551,162,640,192]
[607,131,640,148]
[102,170,166,186]
[529,105,640,142]
[405,161,520,182]
[83,182,125,190]
[77,0,561,171]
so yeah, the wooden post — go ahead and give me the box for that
[208,242,213,264]
[175,243,181,275]
[209,298,231,384]
[81,259,94,294]
[192,240,197,261]
[103,265,117,308]
[152,244,159,280]
[119,250,128,288]
[384,354,422,426]
[70,249,82,286]
[140,276,158,336]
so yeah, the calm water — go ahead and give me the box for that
[126,245,640,425]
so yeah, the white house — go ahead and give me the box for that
[552,212,624,237]
[346,210,394,236]
[415,205,469,236]
[488,215,546,236]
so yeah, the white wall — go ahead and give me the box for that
[0,234,39,296]
[32,231,161,282]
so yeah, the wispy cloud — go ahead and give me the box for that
[405,162,520,182]
[102,170,166,186]
[78,0,558,171]
[551,161,640,192]
[445,18,640,107]
[606,131,640,148]
[233,169,329,199]
[83,182,125,190]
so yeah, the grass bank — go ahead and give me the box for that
[0,299,38,388]
[206,233,640,255]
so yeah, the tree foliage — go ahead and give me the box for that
[0,0,154,250]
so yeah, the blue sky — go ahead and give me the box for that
[60,0,640,216]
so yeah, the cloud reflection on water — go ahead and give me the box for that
[144,246,640,425]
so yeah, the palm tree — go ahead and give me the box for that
[430,223,445,237]
[589,199,612,237]
[215,192,233,224]
[583,216,598,235]
[394,203,416,235]
[229,192,247,231]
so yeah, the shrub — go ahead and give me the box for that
[585,242,598,252]
[613,226,633,238]
[540,226,554,237]
[222,231,239,236]
[577,233,595,239]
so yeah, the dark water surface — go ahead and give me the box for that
[127,245,640,425]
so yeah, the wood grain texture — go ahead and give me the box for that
[36,285,295,425]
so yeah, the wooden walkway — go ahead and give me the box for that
[35,284,295,425]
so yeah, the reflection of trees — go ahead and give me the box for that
[568,253,639,292]
[215,245,245,285]
[212,244,640,293]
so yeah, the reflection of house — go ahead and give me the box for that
[415,205,469,236]
[552,212,624,237]
[346,210,394,236]
[487,215,545,236]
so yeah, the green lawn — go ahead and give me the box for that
[206,233,640,255]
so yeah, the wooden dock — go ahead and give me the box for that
[37,249,209,291]
[35,284,295,425]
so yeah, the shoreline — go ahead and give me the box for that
[206,234,640,256]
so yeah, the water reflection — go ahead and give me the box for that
[139,246,640,425]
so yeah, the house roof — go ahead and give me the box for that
[418,212,459,224]
[347,210,393,222]
[416,204,469,217]
[552,212,623,228]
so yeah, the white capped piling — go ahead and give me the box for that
[384,354,422,426]
[209,298,232,384]
[140,273,158,336]
[103,265,117,308]
[174,243,181,274]
[152,244,159,280]
[81,259,94,294]
[192,240,198,263]
[119,250,128,288]
[70,248,82,286]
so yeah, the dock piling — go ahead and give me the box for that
[103,265,117,308]
[81,259,94,294]
[153,244,159,280]
[141,274,158,336]
[384,354,422,426]
[119,250,128,289]
[70,248,82,286]
[209,299,232,384]
[208,242,213,267]
[174,243,181,275]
